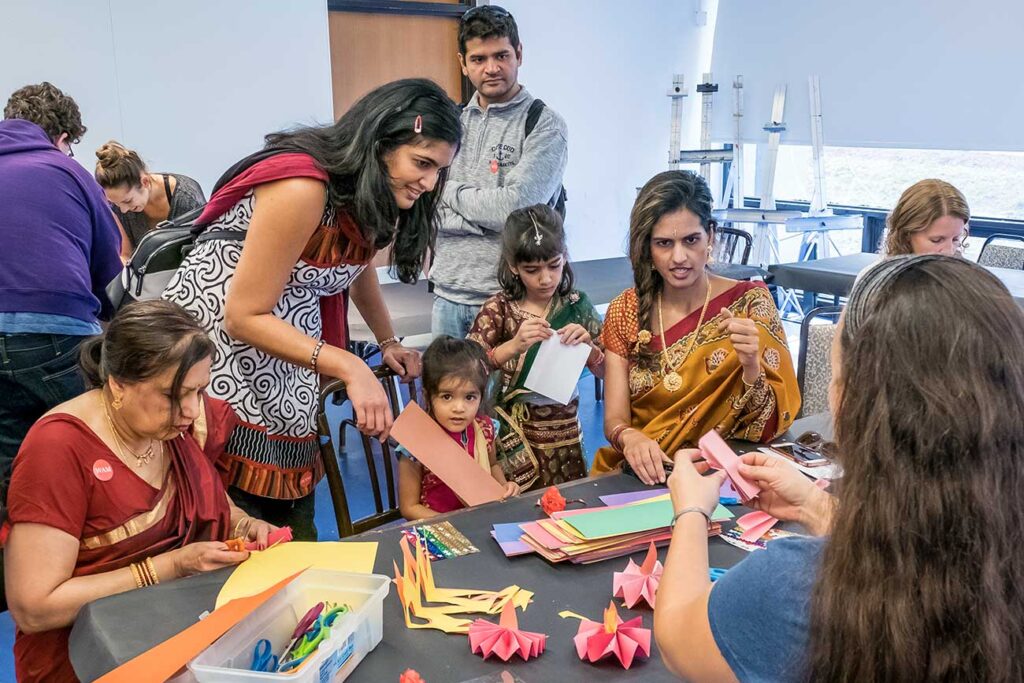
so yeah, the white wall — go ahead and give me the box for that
[0,0,334,192]
[502,0,719,261]
[711,0,1024,151]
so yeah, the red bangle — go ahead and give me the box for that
[608,424,632,451]
[486,348,499,369]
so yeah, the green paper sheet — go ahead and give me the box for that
[564,498,733,540]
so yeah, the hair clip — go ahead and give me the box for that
[414,115,423,134]
[529,212,542,246]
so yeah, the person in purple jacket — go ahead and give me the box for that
[0,82,122,529]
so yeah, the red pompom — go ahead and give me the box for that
[540,486,567,515]
[400,669,425,683]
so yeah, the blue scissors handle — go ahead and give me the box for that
[709,567,729,582]
[251,638,278,672]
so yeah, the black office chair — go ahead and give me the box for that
[796,305,843,418]
[978,233,1024,270]
[714,226,754,265]
[316,365,408,538]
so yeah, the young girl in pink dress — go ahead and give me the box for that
[397,337,519,520]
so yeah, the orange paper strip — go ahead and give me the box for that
[95,570,304,683]
[390,403,504,507]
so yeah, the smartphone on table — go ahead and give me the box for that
[767,442,830,467]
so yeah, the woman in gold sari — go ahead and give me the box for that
[594,171,800,485]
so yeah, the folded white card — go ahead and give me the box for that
[523,334,591,405]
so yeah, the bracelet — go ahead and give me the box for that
[378,336,400,350]
[233,515,252,538]
[671,506,711,527]
[129,562,144,589]
[588,347,605,366]
[741,369,764,388]
[145,557,160,585]
[485,348,500,369]
[309,339,326,373]
[608,424,634,451]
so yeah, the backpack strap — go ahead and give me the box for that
[525,99,546,138]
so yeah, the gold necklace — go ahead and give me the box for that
[103,395,156,467]
[657,274,712,392]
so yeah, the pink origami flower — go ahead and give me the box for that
[612,542,663,608]
[573,602,651,669]
[468,601,547,662]
[399,669,425,683]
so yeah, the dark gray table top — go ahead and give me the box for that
[70,414,831,682]
[769,253,1024,305]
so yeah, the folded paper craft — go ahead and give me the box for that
[698,430,760,502]
[393,536,534,634]
[572,602,651,669]
[468,601,547,662]
[736,510,779,543]
[245,525,293,551]
[612,542,663,608]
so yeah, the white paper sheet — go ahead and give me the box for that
[522,335,591,405]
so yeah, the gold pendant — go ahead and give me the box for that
[662,371,683,392]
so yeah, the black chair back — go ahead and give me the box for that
[316,365,408,537]
[714,227,753,265]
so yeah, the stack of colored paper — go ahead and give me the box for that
[497,494,732,564]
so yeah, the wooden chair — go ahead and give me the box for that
[316,365,408,537]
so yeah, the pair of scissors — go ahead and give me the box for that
[274,602,325,671]
[289,605,348,661]
[250,638,278,672]
[709,567,729,582]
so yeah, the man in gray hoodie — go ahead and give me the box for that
[430,5,568,338]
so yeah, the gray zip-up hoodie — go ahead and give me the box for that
[430,86,568,305]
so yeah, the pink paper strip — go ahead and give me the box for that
[698,430,760,502]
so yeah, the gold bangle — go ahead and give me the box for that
[129,562,144,589]
[145,557,160,585]
[233,515,252,538]
[309,339,326,373]
[377,335,400,350]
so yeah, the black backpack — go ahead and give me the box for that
[524,99,568,219]
[105,206,245,310]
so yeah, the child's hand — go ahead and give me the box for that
[500,481,521,500]
[513,318,552,354]
[557,323,591,346]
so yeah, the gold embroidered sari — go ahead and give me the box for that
[592,282,800,473]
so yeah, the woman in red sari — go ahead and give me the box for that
[3,301,275,683]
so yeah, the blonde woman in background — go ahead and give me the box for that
[94,141,206,258]
[883,179,970,256]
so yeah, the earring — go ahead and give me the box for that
[111,393,123,410]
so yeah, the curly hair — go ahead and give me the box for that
[808,256,1024,681]
[883,179,969,255]
[628,170,717,333]
[496,204,575,300]
[4,82,86,143]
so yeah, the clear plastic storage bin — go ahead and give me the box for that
[189,569,390,683]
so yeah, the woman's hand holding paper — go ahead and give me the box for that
[621,431,673,485]
[666,449,727,518]
[738,452,835,535]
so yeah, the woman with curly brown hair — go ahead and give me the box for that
[656,255,1024,682]
[884,178,970,256]
[593,171,800,484]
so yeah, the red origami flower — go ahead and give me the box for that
[539,486,566,515]
[399,669,425,683]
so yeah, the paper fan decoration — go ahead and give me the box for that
[468,601,547,662]
[573,601,651,669]
[612,542,663,608]
[735,511,779,543]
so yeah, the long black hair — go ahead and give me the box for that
[264,78,462,283]
[496,204,575,300]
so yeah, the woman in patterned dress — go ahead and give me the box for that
[164,79,461,537]
[594,171,801,485]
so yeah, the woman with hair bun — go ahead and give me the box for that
[164,78,462,536]
[94,140,205,257]
[3,300,274,683]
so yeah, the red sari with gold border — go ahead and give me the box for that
[4,398,235,683]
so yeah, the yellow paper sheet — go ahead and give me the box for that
[216,541,378,608]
